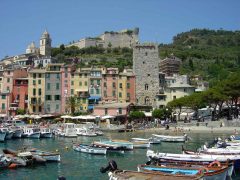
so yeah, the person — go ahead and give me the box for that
[165,125,169,130]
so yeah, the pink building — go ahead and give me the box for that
[93,102,131,116]
[101,68,119,103]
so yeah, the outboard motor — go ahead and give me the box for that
[100,160,118,173]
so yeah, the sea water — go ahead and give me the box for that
[0,131,239,180]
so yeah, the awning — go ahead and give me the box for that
[61,115,72,119]
[101,115,115,120]
[88,96,101,100]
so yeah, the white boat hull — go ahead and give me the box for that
[12,130,22,138]
[0,132,6,142]
[152,134,187,142]
[40,133,52,138]
[73,145,106,155]
[133,143,150,148]
[5,132,13,140]
[28,133,41,139]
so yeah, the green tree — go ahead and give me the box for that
[16,108,25,115]
[129,111,145,122]
[66,96,81,115]
[152,109,164,119]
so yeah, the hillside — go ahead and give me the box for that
[159,29,240,86]
[52,29,240,86]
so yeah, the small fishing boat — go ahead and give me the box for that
[93,141,126,153]
[0,128,13,140]
[40,127,52,138]
[0,130,7,142]
[138,164,228,180]
[152,134,188,142]
[131,137,161,144]
[147,150,240,171]
[110,140,134,150]
[29,149,60,162]
[100,160,203,180]
[9,126,23,138]
[94,130,104,136]
[73,144,107,155]
[81,130,97,137]
[22,126,41,138]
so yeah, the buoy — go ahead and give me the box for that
[56,149,59,152]
[8,163,17,169]
[65,146,68,149]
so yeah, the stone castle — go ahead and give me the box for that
[66,28,139,49]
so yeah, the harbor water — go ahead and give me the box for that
[0,131,239,180]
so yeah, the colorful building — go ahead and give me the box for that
[28,69,46,114]
[101,68,118,103]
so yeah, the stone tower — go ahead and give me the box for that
[40,30,51,56]
[133,43,159,107]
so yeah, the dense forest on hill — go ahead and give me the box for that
[52,29,240,87]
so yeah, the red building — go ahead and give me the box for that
[10,78,28,116]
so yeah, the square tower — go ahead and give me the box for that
[133,43,159,107]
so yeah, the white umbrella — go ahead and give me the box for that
[71,116,84,120]
[61,115,72,119]
[101,115,115,120]
[34,115,41,119]
[84,115,96,120]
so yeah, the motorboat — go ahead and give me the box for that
[22,126,41,138]
[29,149,60,162]
[73,144,107,155]
[92,141,126,153]
[0,130,7,142]
[110,139,134,150]
[132,141,150,148]
[152,134,188,142]
[9,126,23,138]
[0,127,13,140]
[58,123,77,137]
[40,127,52,138]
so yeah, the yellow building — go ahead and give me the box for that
[71,68,90,111]
[28,69,46,114]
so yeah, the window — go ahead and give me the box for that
[148,74,150,77]
[112,91,116,97]
[104,82,107,87]
[145,84,148,90]
[47,83,51,90]
[118,108,122,114]
[33,80,36,85]
[56,74,60,79]
[38,80,41,84]
[119,92,122,98]
[104,91,107,97]
[56,104,59,110]
[184,88,187,92]
[38,88,41,96]
[145,52,148,56]
[127,93,130,98]
[84,81,87,86]
[71,89,74,95]
[105,108,108,115]
[46,95,52,101]
[90,80,94,85]
[82,98,86,103]
[38,74,42,78]
[96,89,100,95]
[55,95,61,100]
[33,73,36,79]
[119,83,122,88]
[97,80,100,85]
[46,73,50,78]
[71,81,74,86]
[173,96,176,100]
[33,89,36,96]
[33,106,36,113]
[112,82,116,88]
[127,83,130,89]
[2,95,6,100]
[17,87,20,93]
[47,104,50,112]
[7,78,10,83]
[56,83,60,90]
[1,103,5,110]
[39,106,42,112]
[90,89,94,94]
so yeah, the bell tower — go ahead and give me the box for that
[40,30,51,56]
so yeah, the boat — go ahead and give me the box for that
[93,141,126,153]
[22,126,41,138]
[58,123,77,137]
[0,127,13,140]
[147,150,240,170]
[183,145,240,155]
[132,141,150,148]
[29,149,60,162]
[76,127,84,136]
[110,139,134,150]
[132,137,161,144]
[0,154,11,168]
[40,127,52,138]
[152,134,188,142]
[138,164,228,180]
[94,130,104,136]
[81,130,97,137]
[100,160,203,180]
[73,144,107,155]
[9,126,23,138]
[0,130,6,142]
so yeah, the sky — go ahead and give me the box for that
[0,0,239,59]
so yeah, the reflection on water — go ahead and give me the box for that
[0,131,239,180]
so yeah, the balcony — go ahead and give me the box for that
[9,107,18,111]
